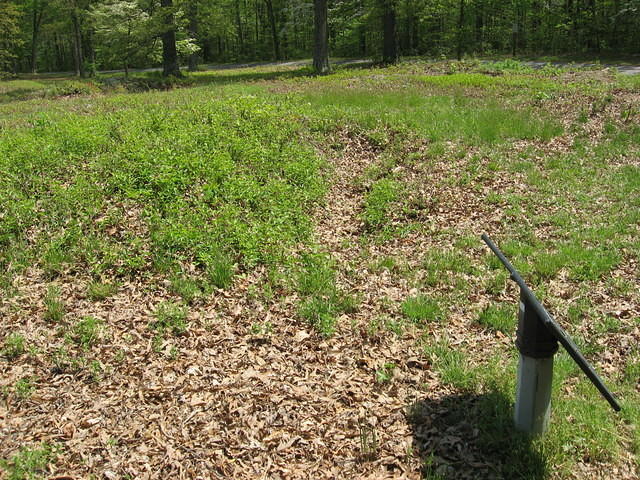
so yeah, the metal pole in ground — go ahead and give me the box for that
[513,291,559,435]
[482,234,621,434]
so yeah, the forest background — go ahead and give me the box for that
[1,0,640,78]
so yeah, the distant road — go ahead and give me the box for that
[96,58,370,76]
[30,58,640,77]
[104,58,640,75]
[522,61,640,75]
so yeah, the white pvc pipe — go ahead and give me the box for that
[514,354,554,435]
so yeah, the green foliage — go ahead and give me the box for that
[422,72,555,91]
[250,321,273,336]
[90,0,154,73]
[14,377,37,400]
[1,58,638,479]
[296,253,335,296]
[0,79,100,102]
[0,94,324,294]
[70,317,103,350]
[169,275,202,304]
[370,255,397,272]
[88,360,104,382]
[422,248,474,286]
[49,81,96,97]
[533,245,621,281]
[624,357,640,387]
[402,295,443,323]
[87,281,117,301]
[204,253,234,289]
[0,1,22,73]
[301,88,562,145]
[295,252,354,336]
[484,270,508,295]
[477,305,514,334]
[363,178,399,229]
[424,339,477,391]
[486,59,534,74]
[51,347,84,375]
[375,362,396,384]
[43,286,64,323]
[298,296,338,337]
[152,302,188,336]
[0,443,57,480]
[2,333,26,360]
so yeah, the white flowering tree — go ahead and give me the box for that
[90,0,153,76]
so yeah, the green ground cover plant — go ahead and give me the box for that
[69,316,103,350]
[402,295,444,324]
[0,443,58,480]
[152,301,188,336]
[0,89,325,291]
[1,333,26,360]
[86,280,117,301]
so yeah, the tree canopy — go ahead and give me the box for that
[2,0,639,76]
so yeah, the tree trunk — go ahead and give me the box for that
[382,0,397,64]
[280,7,288,59]
[265,0,280,60]
[456,0,465,60]
[161,0,181,77]
[85,31,95,76]
[313,0,329,74]
[358,0,366,55]
[612,0,619,49]
[235,0,244,57]
[30,2,44,74]
[72,12,84,77]
[475,0,484,54]
[254,0,260,57]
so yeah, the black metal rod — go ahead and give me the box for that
[482,234,621,412]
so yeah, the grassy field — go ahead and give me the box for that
[1,60,638,479]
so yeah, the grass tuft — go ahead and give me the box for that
[402,295,443,323]
[70,316,103,350]
[362,178,400,229]
[169,275,202,304]
[152,302,188,336]
[2,333,26,360]
[477,305,514,334]
[43,286,64,323]
[87,281,117,301]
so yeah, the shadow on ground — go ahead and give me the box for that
[407,391,548,479]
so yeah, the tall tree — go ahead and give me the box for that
[69,0,87,76]
[27,0,46,73]
[90,0,151,77]
[160,0,181,76]
[313,0,329,73]
[265,0,281,60]
[381,0,397,63]
[456,0,465,60]
[187,0,199,71]
[0,0,22,73]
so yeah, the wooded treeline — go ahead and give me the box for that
[1,0,639,76]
